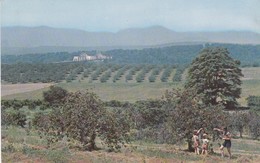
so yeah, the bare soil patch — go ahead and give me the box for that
[1,83,52,96]
[241,67,260,80]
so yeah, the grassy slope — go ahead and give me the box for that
[239,80,260,106]
[2,126,260,163]
[238,67,260,105]
[2,68,260,162]
[2,82,182,102]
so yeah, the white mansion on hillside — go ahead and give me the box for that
[73,53,112,61]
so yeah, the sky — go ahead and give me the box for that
[1,0,260,33]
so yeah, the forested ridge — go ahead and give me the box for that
[2,43,260,66]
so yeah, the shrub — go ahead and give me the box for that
[148,75,156,82]
[43,86,68,107]
[248,111,260,139]
[2,109,27,127]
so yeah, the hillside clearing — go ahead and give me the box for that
[242,67,260,80]
[1,83,53,97]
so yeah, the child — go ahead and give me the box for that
[201,133,209,155]
[213,127,232,159]
[193,128,203,155]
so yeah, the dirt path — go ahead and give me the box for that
[1,83,53,96]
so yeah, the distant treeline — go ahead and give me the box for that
[2,43,260,66]
[1,62,82,83]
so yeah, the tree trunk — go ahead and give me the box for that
[89,132,97,150]
[239,130,243,138]
[84,132,97,151]
[187,139,194,152]
[81,132,97,151]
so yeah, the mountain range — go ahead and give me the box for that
[2,26,260,54]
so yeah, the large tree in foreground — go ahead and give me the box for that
[35,91,130,151]
[163,89,228,151]
[185,47,243,109]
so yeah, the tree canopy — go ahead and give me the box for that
[43,86,68,107]
[163,88,227,151]
[185,47,243,109]
[35,90,130,151]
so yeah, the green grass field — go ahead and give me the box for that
[239,80,260,106]
[1,82,182,102]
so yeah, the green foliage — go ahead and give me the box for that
[74,66,84,74]
[104,100,130,107]
[135,73,144,82]
[1,62,79,83]
[98,110,131,151]
[2,143,17,153]
[61,91,103,150]
[134,100,166,128]
[185,47,243,109]
[2,109,27,127]
[172,66,185,82]
[149,66,162,82]
[1,99,24,110]
[230,112,250,138]
[34,91,130,151]
[113,65,131,82]
[125,66,142,81]
[32,110,63,147]
[91,65,108,81]
[83,69,91,78]
[114,99,169,143]
[100,70,112,83]
[248,111,260,139]
[1,99,44,111]
[247,96,260,110]
[65,71,77,82]
[160,66,173,82]
[163,88,227,150]
[1,99,46,129]
[3,44,260,67]
[135,65,153,83]
[43,86,68,107]
[2,61,190,84]
[148,75,156,82]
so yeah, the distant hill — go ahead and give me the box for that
[2,44,260,67]
[2,26,260,55]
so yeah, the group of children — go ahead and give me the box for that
[192,127,232,159]
[193,128,210,155]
